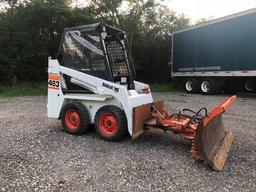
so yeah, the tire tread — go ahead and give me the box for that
[94,105,127,141]
[61,102,90,135]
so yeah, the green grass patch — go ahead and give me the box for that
[150,83,179,92]
[0,82,179,97]
[0,83,47,98]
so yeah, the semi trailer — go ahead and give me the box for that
[171,8,256,94]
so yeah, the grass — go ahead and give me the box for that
[0,82,178,98]
[150,83,180,92]
[0,83,47,98]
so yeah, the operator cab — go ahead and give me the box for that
[57,23,136,93]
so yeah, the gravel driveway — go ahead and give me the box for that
[0,92,255,191]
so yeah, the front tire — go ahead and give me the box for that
[61,102,90,135]
[94,105,127,141]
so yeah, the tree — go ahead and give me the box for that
[195,16,214,25]
[117,1,190,82]
[0,0,95,84]
[0,0,191,85]
[88,0,123,25]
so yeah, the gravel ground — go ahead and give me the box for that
[0,92,255,192]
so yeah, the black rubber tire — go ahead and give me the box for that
[183,78,199,93]
[94,105,127,141]
[214,79,223,94]
[244,79,256,92]
[61,102,90,135]
[200,78,217,95]
[223,79,241,94]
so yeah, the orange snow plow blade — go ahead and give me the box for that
[132,96,236,171]
[194,96,236,171]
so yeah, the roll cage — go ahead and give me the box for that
[57,22,136,89]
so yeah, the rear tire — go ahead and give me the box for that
[61,102,90,135]
[244,79,255,92]
[183,78,199,93]
[200,78,217,95]
[95,105,127,141]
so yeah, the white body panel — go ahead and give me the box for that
[47,59,65,118]
[47,58,153,136]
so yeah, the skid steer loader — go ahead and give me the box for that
[47,23,236,171]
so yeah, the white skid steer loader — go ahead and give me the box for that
[48,23,236,171]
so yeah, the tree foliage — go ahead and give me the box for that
[0,0,190,85]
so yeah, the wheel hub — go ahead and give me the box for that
[65,109,80,129]
[201,81,210,93]
[99,113,118,136]
[186,81,193,91]
[245,80,255,91]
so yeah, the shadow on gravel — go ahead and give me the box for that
[132,130,190,147]
[40,124,192,158]
[236,92,256,99]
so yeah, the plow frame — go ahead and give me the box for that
[132,95,236,171]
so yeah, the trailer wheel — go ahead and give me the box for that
[61,102,90,135]
[95,105,127,141]
[244,79,255,92]
[183,78,198,93]
[200,78,217,95]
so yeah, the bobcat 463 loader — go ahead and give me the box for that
[47,23,236,171]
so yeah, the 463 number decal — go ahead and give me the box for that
[48,80,60,87]
[48,74,60,90]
